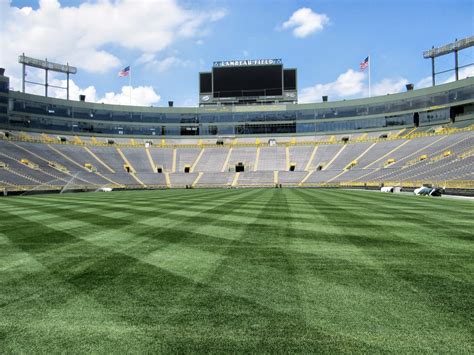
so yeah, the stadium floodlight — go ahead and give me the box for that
[18,53,77,99]
[18,55,77,74]
[423,36,474,86]
[423,36,474,58]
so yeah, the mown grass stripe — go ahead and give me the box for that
[0,188,472,353]
[294,189,473,332]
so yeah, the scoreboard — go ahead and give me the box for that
[199,59,297,106]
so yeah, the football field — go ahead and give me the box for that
[0,188,473,353]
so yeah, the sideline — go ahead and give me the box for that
[342,188,474,201]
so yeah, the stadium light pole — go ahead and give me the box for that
[22,54,25,93]
[19,54,77,98]
[66,63,70,100]
[454,49,459,81]
[423,36,474,87]
[431,56,435,86]
[45,60,48,97]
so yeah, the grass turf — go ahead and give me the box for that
[0,188,473,353]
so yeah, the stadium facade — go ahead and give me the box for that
[0,71,473,138]
[0,68,473,194]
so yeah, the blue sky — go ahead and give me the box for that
[1,0,473,106]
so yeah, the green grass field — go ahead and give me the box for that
[0,188,473,353]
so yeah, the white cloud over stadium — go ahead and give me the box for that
[0,0,225,105]
[0,0,225,73]
[7,72,160,106]
[281,7,329,38]
[417,66,474,89]
[300,65,474,104]
[299,69,409,103]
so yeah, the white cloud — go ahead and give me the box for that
[8,71,159,106]
[282,7,329,38]
[100,86,161,106]
[136,53,157,66]
[441,66,474,84]
[372,78,409,96]
[417,66,474,89]
[7,68,98,101]
[154,57,191,72]
[299,69,365,103]
[299,69,410,103]
[0,0,226,75]
[49,78,98,103]
[416,76,433,89]
[136,55,192,72]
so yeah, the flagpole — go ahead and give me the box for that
[129,66,132,105]
[368,54,371,98]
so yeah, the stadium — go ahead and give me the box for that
[0,3,473,352]
[1,61,473,193]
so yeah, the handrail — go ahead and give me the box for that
[1,124,473,149]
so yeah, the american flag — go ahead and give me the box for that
[359,56,369,71]
[118,66,130,77]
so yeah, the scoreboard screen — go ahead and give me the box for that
[200,72,212,93]
[284,69,296,91]
[213,65,283,98]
